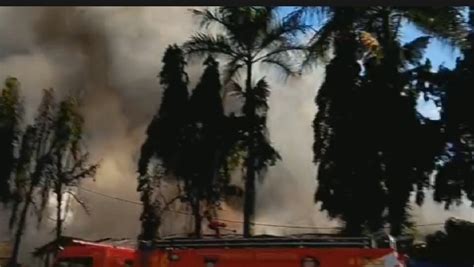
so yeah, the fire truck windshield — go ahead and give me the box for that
[54,257,93,267]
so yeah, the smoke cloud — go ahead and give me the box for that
[0,6,198,263]
[0,6,473,265]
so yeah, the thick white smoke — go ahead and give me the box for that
[0,6,473,266]
[0,7,198,263]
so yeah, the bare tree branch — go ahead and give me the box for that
[66,190,90,215]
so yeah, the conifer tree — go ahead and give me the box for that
[177,56,225,237]
[137,44,189,242]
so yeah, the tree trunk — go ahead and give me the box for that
[243,61,256,238]
[9,183,34,267]
[192,196,202,238]
[55,182,63,241]
[139,188,156,242]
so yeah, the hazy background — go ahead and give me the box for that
[0,7,472,264]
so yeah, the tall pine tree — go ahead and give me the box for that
[313,29,388,234]
[137,44,189,242]
[177,56,226,237]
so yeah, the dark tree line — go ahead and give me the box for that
[308,6,474,236]
[137,43,280,241]
[5,6,474,266]
[0,78,98,266]
[182,7,307,237]
[137,6,474,241]
[408,218,474,265]
[137,45,233,241]
[138,7,306,240]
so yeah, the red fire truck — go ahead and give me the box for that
[52,234,405,267]
[53,240,135,267]
[135,234,405,267]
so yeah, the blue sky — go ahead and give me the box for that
[276,7,464,119]
[277,7,460,69]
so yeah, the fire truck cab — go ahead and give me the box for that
[53,241,135,267]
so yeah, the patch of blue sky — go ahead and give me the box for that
[275,7,467,120]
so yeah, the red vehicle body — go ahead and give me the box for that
[139,247,401,267]
[54,240,135,267]
[134,235,406,267]
[53,235,406,267]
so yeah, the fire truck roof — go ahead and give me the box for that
[33,236,137,257]
[147,233,377,249]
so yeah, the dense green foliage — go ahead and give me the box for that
[135,7,474,242]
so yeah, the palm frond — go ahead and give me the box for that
[222,57,246,85]
[289,7,334,28]
[261,56,299,80]
[223,79,245,113]
[256,41,306,80]
[403,36,431,65]
[182,32,238,60]
[190,8,233,31]
[192,7,270,53]
[257,8,312,52]
[253,78,270,110]
[227,80,244,95]
[400,7,468,48]
[304,14,338,67]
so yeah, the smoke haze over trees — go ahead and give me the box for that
[2,6,474,265]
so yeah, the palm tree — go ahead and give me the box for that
[183,7,307,237]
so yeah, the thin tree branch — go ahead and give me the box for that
[66,190,90,215]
